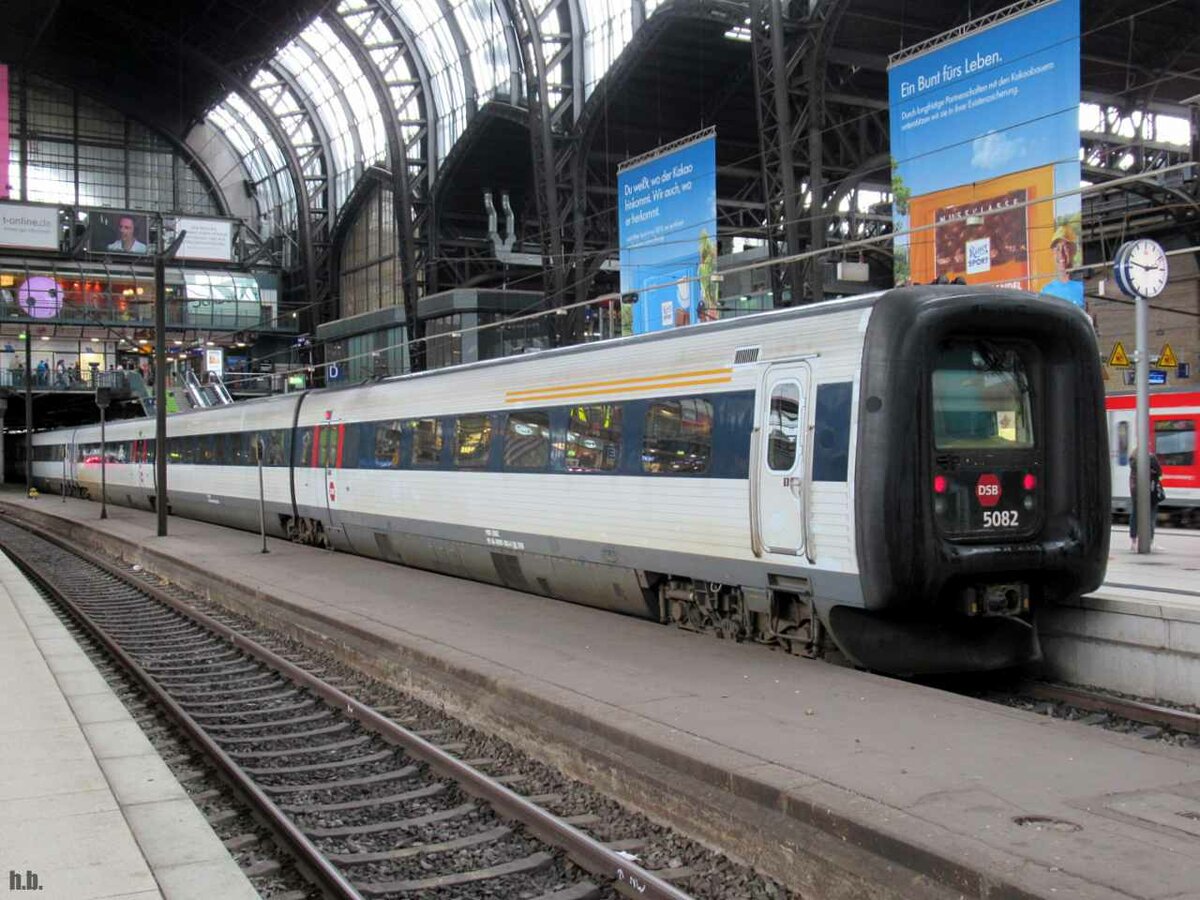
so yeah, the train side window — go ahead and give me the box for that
[240,433,254,465]
[375,420,403,468]
[1117,421,1129,466]
[767,382,801,472]
[642,398,713,474]
[503,411,550,470]
[318,426,338,467]
[813,382,852,482]
[454,415,493,468]
[1154,419,1195,466]
[409,418,443,466]
[298,428,314,467]
[267,430,287,466]
[565,404,621,472]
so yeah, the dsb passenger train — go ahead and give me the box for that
[26,286,1110,675]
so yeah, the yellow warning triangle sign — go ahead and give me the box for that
[1108,341,1131,368]
[1159,342,1178,368]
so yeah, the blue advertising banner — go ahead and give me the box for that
[617,129,717,334]
[888,0,1081,305]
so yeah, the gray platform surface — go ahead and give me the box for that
[2,492,1198,900]
[1038,527,1200,704]
[0,535,258,900]
[1096,527,1200,610]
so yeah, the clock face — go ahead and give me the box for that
[1121,239,1169,298]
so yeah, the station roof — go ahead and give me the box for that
[5,1,1196,248]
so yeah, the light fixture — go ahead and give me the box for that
[206,341,215,347]
[40,335,50,341]
[90,337,99,343]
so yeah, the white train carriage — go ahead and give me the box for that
[29,286,1111,675]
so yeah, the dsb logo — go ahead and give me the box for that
[975,473,1002,507]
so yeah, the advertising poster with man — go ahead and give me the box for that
[90,210,152,255]
[888,0,1082,306]
[617,129,718,334]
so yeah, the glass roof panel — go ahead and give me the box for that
[446,0,511,103]
[207,94,295,237]
[277,19,387,212]
[250,69,318,153]
[579,0,635,98]
[336,1,426,173]
[385,0,468,160]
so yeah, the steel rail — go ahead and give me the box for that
[1027,682,1200,735]
[0,539,363,900]
[0,514,697,900]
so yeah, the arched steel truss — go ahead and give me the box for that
[191,0,1197,365]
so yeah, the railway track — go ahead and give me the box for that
[1021,682,1200,737]
[0,518,699,900]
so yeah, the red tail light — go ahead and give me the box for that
[1023,473,1037,491]
[933,475,948,494]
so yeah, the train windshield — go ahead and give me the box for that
[932,342,1034,450]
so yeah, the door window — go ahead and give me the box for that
[767,382,801,472]
[319,425,338,467]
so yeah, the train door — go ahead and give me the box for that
[318,420,355,551]
[757,363,812,557]
[66,430,78,494]
[134,431,151,496]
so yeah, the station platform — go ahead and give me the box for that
[0,525,258,899]
[1040,528,1200,705]
[0,491,1197,900]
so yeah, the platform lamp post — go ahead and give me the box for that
[96,386,111,520]
[24,329,32,497]
[154,229,187,538]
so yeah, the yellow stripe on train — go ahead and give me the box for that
[504,375,733,403]
[505,367,733,400]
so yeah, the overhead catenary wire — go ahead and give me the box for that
[213,174,1199,377]
[255,164,1196,380]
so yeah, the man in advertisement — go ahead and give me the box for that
[107,214,148,253]
[1038,223,1084,307]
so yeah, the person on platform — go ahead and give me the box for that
[1039,223,1084,308]
[106,215,148,254]
[1128,447,1164,551]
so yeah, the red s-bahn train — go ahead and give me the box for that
[1106,390,1200,524]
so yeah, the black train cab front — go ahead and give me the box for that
[837,286,1110,674]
